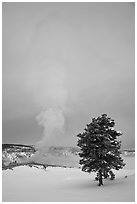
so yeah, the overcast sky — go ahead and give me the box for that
[2,2,135,149]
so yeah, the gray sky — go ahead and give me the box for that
[2,2,135,149]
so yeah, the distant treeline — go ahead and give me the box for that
[2,144,35,151]
[2,144,134,153]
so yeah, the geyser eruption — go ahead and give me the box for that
[36,108,65,148]
[27,60,68,149]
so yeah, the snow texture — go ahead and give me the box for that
[2,156,135,202]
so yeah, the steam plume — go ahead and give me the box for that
[28,60,68,149]
[36,108,65,148]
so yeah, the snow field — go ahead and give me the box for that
[2,156,135,202]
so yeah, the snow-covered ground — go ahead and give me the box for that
[2,156,135,202]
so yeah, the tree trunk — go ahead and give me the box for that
[98,169,103,186]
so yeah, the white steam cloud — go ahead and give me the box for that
[36,108,65,148]
[26,14,82,149]
[27,60,68,149]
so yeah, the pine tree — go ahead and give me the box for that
[77,114,125,186]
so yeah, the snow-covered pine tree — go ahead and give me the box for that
[77,114,125,186]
